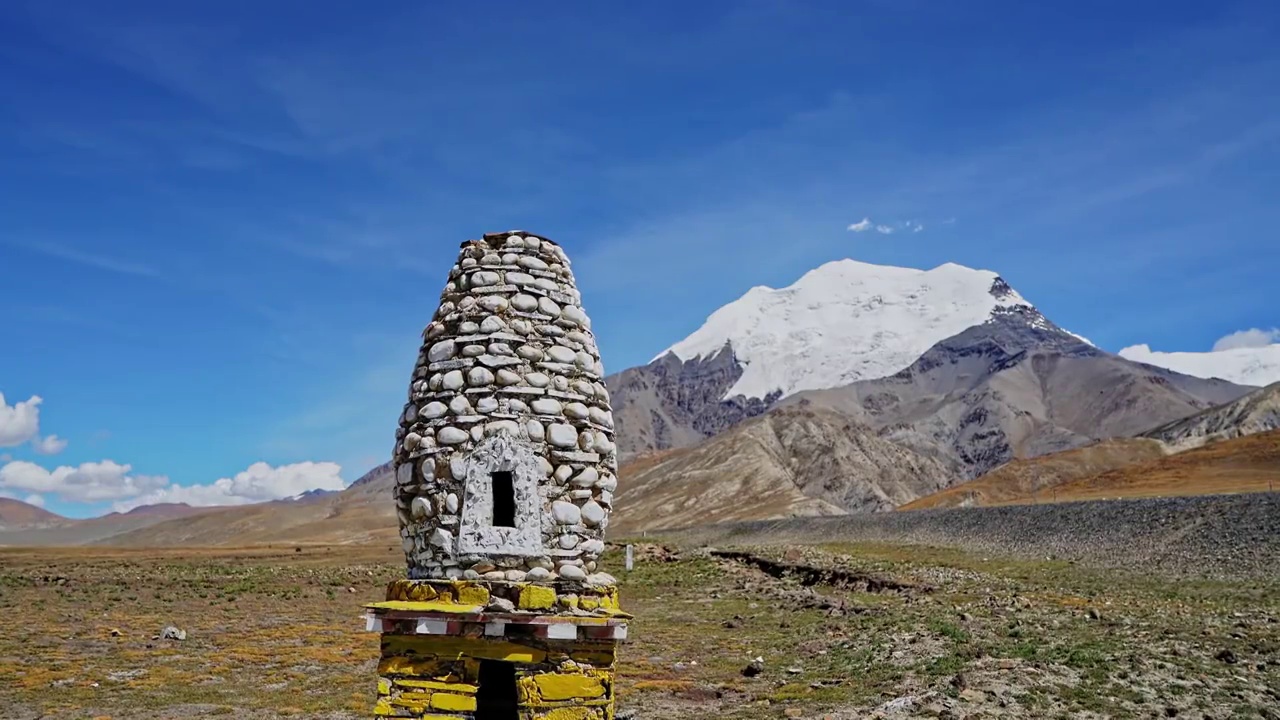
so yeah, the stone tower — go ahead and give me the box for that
[365,231,629,720]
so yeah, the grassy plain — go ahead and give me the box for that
[0,542,1276,719]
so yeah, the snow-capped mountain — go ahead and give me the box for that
[1119,343,1280,388]
[606,258,1101,457]
[654,259,1087,401]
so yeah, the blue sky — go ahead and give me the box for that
[1,0,1277,518]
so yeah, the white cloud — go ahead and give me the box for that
[0,393,43,447]
[112,461,345,512]
[875,224,895,234]
[847,218,873,232]
[1213,328,1280,351]
[0,459,170,502]
[913,224,925,233]
[31,435,68,455]
[24,493,45,508]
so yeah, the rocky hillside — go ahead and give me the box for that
[899,437,1169,510]
[609,405,954,535]
[0,497,65,531]
[607,259,1089,458]
[1143,382,1280,451]
[790,310,1248,478]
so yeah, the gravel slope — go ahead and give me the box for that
[645,492,1280,579]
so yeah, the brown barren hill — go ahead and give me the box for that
[1050,429,1280,502]
[610,405,954,535]
[900,438,1168,510]
[0,497,66,530]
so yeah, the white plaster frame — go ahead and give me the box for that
[455,432,546,557]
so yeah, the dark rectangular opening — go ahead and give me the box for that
[491,471,516,527]
[476,659,519,719]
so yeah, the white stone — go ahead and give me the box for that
[567,331,590,346]
[505,234,524,247]
[587,573,616,587]
[595,473,617,492]
[570,489,593,500]
[531,398,563,415]
[593,434,615,455]
[537,457,554,476]
[488,342,515,356]
[558,564,587,581]
[461,257,478,269]
[554,465,574,484]
[462,570,481,580]
[420,459,436,482]
[526,372,551,388]
[523,236,541,250]
[422,401,448,419]
[548,424,578,448]
[572,380,594,397]
[511,294,538,312]
[411,496,434,519]
[437,427,468,444]
[564,402,589,420]
[442,370,465,390]
[479,295,508,313]
[552,376,570,391]
[449,396,473,415]
[460,321,480,333]
[525,567,551,581]
[589,407,614,428]
[482,571,506,581]
[481,253,501,264]
[570,467,599,488]
[537,297,560,316]
[510,319,533,336]
[547,346,576,364]
[557,534,579,549]
[540,324,565,337]
[580,539,605,556]
[402,537,415,554]
[578,430,595,451]
[516,345,544,361]
[461,344,485,357]
[534,278,560,292]
[561,305,589,328]
[404,433,422,450]
[485,420,520,436]
[467,367,495,386]
[429,528,454,549]
[599,490,613,507]
[506,271,535,286]
[509,398,530,413]
[445,492,459,514]
[504,569,527,582]
[428,340,457,363]
[471,271,501,287]
[396,463,413,486]
[526,420,545,441]
[470,425,484,442]
[480,316,507,333]
[518,255,547,270]
[575,351,594,368]
[451,458,468,481]
[476,397,499,413]
[496,369,522,386]
[580,500,606,526]
[551,501,581,525]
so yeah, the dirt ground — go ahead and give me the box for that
[0,542,1276,719]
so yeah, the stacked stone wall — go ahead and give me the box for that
[393,231,617,583]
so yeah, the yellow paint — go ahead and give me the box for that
[533,672,606,701]
[372,699,396,717]
[578,596,599,611]
[376,678,391,695]
[390,690,433,710]
[454,583,490,606]
[379,656,448,677]
[384,635,547,664]
[366,600,484,614]
[535,708,597,720]
[393,679,478,694]
[519,584,557,611]
[430,692,477,712]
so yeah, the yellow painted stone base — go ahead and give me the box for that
[382,579,625,616]
[376,633,619,720]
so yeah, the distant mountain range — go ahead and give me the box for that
[2,257,1275,545]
